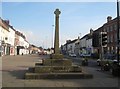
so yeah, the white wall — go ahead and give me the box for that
[86,38,93,55]
[24,40,29,55]
[8,27,15,46]
[0,26,9,55]
[18,37,30,55]
[0,27,9,44]
[86,38,92,48]
[19,36,24,46]
[67,42,76,54]
[80,38,86,48]
[24,40,29,48]
[80,37,87,56]
[0,26,2,42]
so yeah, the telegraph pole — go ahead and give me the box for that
[117,0,120,64]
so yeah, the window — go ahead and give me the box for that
[107,47,109,53]
[103,28,106,32]
[115,34,117,42]
[110,26,112,31]
[107,35,109,43]
[107,27,109,32]
[111,35,113,42]
[112,24,115,30]
[114,24,117,30]
[109,47,111,53]
[111,46,113,50]
[116,47,117,53]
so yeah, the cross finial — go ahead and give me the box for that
[54,9,61,17]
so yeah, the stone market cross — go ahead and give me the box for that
[54,9,61,54]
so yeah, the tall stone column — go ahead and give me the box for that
[54,9,61,54]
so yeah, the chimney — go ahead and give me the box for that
[90,28,93,35]
[107,16,112,22]
[4,20,9,25]
[66,40,71,43]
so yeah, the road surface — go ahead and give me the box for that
[1,54,119,88]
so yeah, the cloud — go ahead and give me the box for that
[16,29,53,48]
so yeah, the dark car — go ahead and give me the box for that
[110,56,120,76]
[97,55,120,76]
[97,54,116,66]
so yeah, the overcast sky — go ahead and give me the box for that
[1,1,119,48]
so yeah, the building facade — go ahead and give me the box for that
[92,16,120,58]
[0,18,30,56]
[0,18,10,56]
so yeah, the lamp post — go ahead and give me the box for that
[52,25,54,48]
[117,0,120,64]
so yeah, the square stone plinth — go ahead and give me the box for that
[50,54,64,59]
[43,59,72,66]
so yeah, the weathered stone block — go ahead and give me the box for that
[34,66,82,73]
[72,65,82,72]
[51,54,64,59]
[25,72,93,79]
[43,59,72,66]
[35,66,51,73]
[28,67,35,73]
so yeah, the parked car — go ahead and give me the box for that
[69,53,76,57]
[97,54,116,66]
[97,59,101,66]
[110,61,120,76]
[81,58,88,66]
[97,55,120,74]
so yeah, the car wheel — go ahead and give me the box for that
[97,62,100,66]
[110,68,113,73]
[112,69,116,76]
[104,64,110,71]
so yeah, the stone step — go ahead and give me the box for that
[25,72,93,79]
[34,66,82,73]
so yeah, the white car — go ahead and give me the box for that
[97,59,101,66]
[69,53,76,57]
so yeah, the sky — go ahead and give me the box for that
[1,1,119,48]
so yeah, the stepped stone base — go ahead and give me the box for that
[25,72,93,79]
[25,58,93,79]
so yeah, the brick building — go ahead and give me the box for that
[93,16,120,58]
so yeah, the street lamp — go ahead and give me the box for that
[117,0,120,64]
[52,25,54,48]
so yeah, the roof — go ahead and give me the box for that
[15,31,26,39]
[80,34,89,40]
[0,18,9,32]
[66,39,77,45]
[103,16,120,26]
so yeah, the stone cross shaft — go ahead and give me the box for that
[54,9,61,54]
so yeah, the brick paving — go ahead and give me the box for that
[1,54,119,88]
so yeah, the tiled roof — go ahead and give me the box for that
[0,18,9,32]
[66,39,77,44]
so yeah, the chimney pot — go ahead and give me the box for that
[107,16,112,22]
